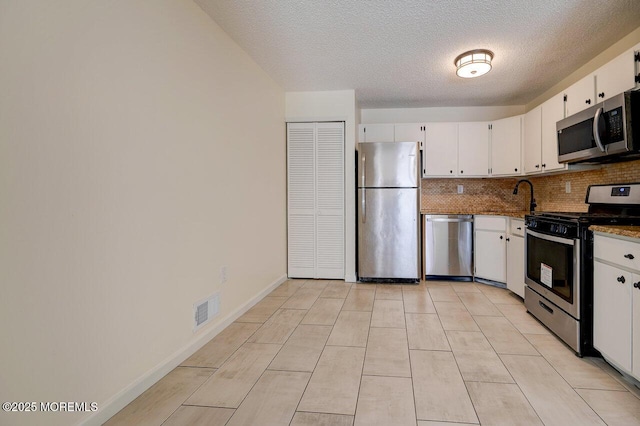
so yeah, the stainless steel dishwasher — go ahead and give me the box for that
[423,215,473,278]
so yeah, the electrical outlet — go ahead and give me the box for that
[565,181,571,193]
[457,184,464,194]
[220,266,228,284]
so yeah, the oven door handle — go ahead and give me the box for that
[526,228,576,245]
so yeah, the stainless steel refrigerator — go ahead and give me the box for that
[357,141,421,281]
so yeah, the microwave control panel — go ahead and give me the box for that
[605,107,624,143]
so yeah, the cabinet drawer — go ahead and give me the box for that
[509,219,525,237]
[594,234,640,271]
[475,216,507,231]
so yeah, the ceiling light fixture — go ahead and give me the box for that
[454,49,494,78]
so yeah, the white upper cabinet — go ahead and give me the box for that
[524,106,542,174]
[424,123,458,177]
[458,122,490,177]
[358,124,394,142]
[524,94,567,175]
[540,92,566,173]
[564,73,595,117]
[394,123,425,146]
[490,115,522,176]
[565,48,638,117]
[595,48,637,103]
[358,123,427,146]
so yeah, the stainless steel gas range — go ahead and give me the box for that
[524,183,640,356]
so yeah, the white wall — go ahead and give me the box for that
[285,91,357,282]
[0,1,285,425]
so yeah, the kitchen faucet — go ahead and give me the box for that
[513,179,537,212]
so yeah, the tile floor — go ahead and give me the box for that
[106,279,640,425]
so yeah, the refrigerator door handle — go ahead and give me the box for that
[361,153,366,188]
[361,188,366,223]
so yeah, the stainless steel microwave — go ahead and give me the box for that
[557,91,640,164]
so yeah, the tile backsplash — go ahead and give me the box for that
[421,178,527,213]
[421,158,640,213]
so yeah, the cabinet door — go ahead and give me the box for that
[524,106,542,174]
[424,123,458,177]
[288,122,344,279]
[315,123,345,279]
[458,122,489,176]
[540,92,566,172]
[394,123,425,145]
[490,116,522,176]
[506,234,525,298]
[359,124,394,142]
[596,49,636,103]
[475,230,507,283]
[633,274,640,378]
[288,123,317,278]
[593,261,632,372]
[565,74,595,117]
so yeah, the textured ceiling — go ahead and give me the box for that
[194,0,640,108]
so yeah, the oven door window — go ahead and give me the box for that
[526,232,574,304]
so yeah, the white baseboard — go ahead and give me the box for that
[344,273,357,283]
[81,274,288,426]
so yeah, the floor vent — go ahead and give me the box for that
[193,292,220,332]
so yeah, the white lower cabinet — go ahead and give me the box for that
[593,233,640,379]
[474,216,507,283]
[506,218,525,298]
[593,260,633,372]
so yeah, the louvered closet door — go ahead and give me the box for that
[315,123,344,279]
[287,123,316,278]
[287,122,344,279]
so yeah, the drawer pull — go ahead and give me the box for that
[539,301,553,314]
[617,276,626,283]
[634,282,640,289]
[624,253,635,260]
[517,227,522,230]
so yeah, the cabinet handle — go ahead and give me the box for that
[517,227,522,230]
[624,253,635,259]
[535,164,539,168]
[586,99,591,105]
[460,170,464,174]
[598,92,605,98]
[500,235,503,240]
[542,163,546,168]
[617,276,626,283]
[515,168,518,172]
[634,282,640,289]
[506,237,510,242]
[450,170,453,174]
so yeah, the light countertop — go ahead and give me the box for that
[420,210,528,219]
[590,225,640,239]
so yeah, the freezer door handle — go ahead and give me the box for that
[361,153,366,188]
[361,188,366,223]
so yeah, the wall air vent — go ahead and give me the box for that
[193,292,220,332]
